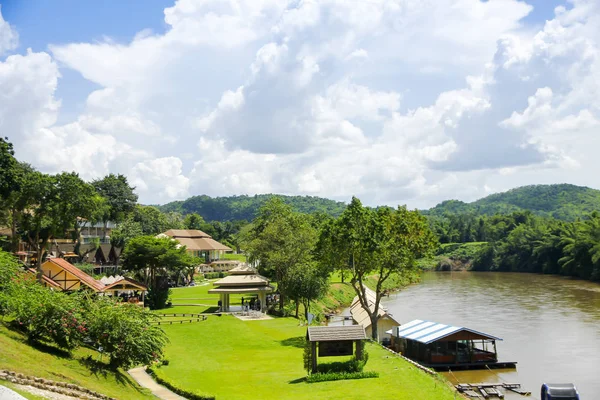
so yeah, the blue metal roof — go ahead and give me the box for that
[391,319,502,344]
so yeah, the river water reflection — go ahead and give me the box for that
[382,272,600,399]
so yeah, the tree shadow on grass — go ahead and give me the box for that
[28,339,72,359]
[288,377,307,384]
[279,336,305,348]
[78,356,130,385]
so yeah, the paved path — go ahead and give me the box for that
[0,384,28,400]
[127,367,186,400]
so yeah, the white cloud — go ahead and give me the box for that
[3,1,600,208]
[0,6,18,56]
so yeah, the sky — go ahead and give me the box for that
[0,0,599,209]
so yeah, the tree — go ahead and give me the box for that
[183,213,206,230]
[121,236,197,309]
[285,262,328,319]
[130,205,170,236]
[322,197,437,340]
[243,199,317,311]
[92,174,138,238]
[0,137,19,203]
[85,297,168,369]
[20,172,98,280]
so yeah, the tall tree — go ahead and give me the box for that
[21,172,99,280]
[322,197,437,340]
[243,198,317,311]
[92,174,138,238]
[121,236,197,309]
[0,137,19,203]
[285,261,328,319]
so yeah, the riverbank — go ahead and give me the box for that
[155,315,457,400]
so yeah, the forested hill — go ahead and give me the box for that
[157,194,347,221]
[425,184,600,221]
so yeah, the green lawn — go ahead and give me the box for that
[157,315,457,400]
[0,324,154,400]
[220,253,247,262]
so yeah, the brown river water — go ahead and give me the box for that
[381,272,600,399]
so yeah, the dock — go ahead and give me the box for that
[456,383,531,398]
[430,361,517,371]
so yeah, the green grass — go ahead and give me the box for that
[157,315,457,400]
[221,253,247,261]
[0,323,154,399]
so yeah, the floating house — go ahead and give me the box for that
[387,319,516,370]
[350,286,400,342]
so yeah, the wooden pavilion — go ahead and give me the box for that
[208,265,273,312]
[306,326,367,373]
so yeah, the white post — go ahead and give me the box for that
[259,292,266,313]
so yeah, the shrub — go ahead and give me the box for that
[306,371,379,383]
[86,297,169,369]
[203,272,226,279]
[148,367,216,400]
[6,281,87,350]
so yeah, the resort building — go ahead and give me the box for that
[158,229,235,271]
[34,258,146,304]
[350,286,400,342]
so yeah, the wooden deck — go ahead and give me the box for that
[426,361,517,371]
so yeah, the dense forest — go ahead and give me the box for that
[157,194,347,221]
[424,184,600,221]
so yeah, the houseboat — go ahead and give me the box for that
[387,319,517,370]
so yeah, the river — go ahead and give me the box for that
[381,272,600,399]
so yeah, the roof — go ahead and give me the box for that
[307,326,367,342]
[42,258,105,292]
[162,235,232,252]
[162,229,212,238]
[27,268,62,289]
[102,277,148,292]
[228,264,255,275]
[212,274,270,287]
[391,320,502,344]
[350,286,400,329]
[208,286,274,294]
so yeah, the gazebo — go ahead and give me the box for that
[208,265,274,312]
[306,326,368,373]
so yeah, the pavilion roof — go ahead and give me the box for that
[228,264,255,275]
[307,326,367,342]
[212,274,270,287]
[102,277,148,292]
[350,286,400,329]
[208,286,274,294]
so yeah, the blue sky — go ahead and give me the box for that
[1,0,599,207]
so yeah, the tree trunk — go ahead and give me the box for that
[304,300,310,321]
[10,209,19,253]
[370,314,379,341]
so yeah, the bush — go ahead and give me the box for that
[203,272,226,279]
[5,280,88,350]
[306,371,379,383]
[0,250,22,313]
[148,367,215,400]
[86,297,169,369]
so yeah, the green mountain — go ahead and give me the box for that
[425,184,600,220]
[158,194,347,221]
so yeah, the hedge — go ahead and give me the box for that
[306,371,379,383]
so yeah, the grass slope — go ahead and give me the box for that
[157,315,456,400]
[0,324,154,400]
